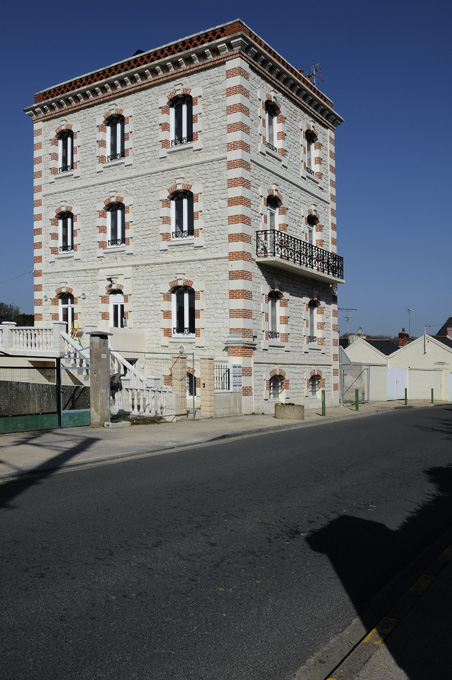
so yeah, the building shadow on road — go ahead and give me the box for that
[307,415,452,679]
[0,431,99,510]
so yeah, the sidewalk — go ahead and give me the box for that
[0,399,437,481]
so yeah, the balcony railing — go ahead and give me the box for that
[266,141,277,153]
[256,230,344,281]
[108,238,125,247]
[268,331,280,339]
[58,164,73,173]
[107,151,125,162]
[171,135,193,147]
[172,327,195,336]
[172,230,194,239]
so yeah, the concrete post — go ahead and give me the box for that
[200,357,215,418]
[172,354,187,419]
[1,322,16,352]
[89,331,112,427]
[53,321,68,355]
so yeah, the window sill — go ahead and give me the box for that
[305,170,320,184]
[56,251,74,257]
[259,143,282,162]
[168,237,194,246]
[103,158,125,169]
[55,170,74,179]
[106,245,126,252]
[167,142,194,155]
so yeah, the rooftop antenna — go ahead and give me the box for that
[309,63,325,87]
[338,307,357,337]
[407,308,413,338]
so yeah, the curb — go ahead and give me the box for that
[295,526,452,680]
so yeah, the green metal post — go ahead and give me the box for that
[355,389,359,411]
[321,389,326,416]
[404,388,408,405]
[431,388,434,404]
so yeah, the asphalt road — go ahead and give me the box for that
[2,407,452,679]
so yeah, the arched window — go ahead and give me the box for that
[309,374,321,396]
[170,95,193,146]
[306,130,317,175]
[268,291,280,339]
[59,293,74,332]
[58,130,73,173]
[306,214,318,245]
[110,291,125,328]
[171,191,194,239]
[308,299,319,344]
[172,287,195,336]
[107,203,125,247]
[269,375,282,400]
[58,212,73,253]
[106,115,125,162]
[266,196,279,231]
[265,101,278,151]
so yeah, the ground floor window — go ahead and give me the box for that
[309,375,320,396]
[269,375,282,400]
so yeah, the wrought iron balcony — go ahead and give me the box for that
[172,230,194,239]
[172,327,195,336]
[268,331,280,339]
[256,230,344,283]
[171,135,193,147]
[108,238,125,247]
[58,164,73,173]
[266,141,277,153]
[107,151,125,162]
[59,245,73,253]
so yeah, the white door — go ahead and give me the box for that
[387,367,407,400]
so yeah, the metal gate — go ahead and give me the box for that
[60,349,91,427]
[109,350,196,420]
[387,367,407,400]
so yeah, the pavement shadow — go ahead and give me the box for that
[307,460,452,679]
[0,432,99,510]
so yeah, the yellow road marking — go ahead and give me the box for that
[362,617,399,645]
[409,574,435,595]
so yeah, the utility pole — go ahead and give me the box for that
[338,308,357,337]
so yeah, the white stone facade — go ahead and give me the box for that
[25,20,344,413]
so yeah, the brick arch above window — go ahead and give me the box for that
[257,90,287,165]
[158,86,202,158]
[301,121,323,181]
[49,120,80,181]
[96,193,133,257]
[48,204,81,262]
[96,106,132,171]
[159,182,203,249]
[160,275,205,346]
[258,186,287,232]
[264,367,290,401]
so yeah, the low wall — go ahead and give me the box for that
[0,381,89,416]
[215,392,242,417]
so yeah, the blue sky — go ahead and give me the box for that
[1,0,451,338]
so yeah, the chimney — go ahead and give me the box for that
[398,328,409,347]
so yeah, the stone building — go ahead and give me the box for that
[24,19,344,414]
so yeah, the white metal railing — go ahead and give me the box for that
[61,332,90,369]
[11,327,54,352]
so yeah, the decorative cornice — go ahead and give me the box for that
[24,19,343,129]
